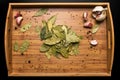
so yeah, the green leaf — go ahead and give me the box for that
[92,24,99,33]
[39,15,82,59]
[40,44,50,52]
[35,25,41,33]
[20,23,32,32]
[72,43,79,55]
[33,8,48,17]
[47,15,57,31]
[40,26,46,40]
[61,25,68,35]
[42,20,47,28]
[20,40,30,53]
[45,52,51,59]
[13,42,19,52]
[52,25,65,40]
[66,29,80,44]
[60,47,69,58]
[40,26,52,40]
[44,34,61,45]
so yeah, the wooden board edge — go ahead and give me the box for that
[8,72,111,76]
[108,3,114,73]
[9,2,109,6]
[4,3,12,74]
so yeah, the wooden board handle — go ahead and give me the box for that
[4,4,12,74]
[108,31,111,49]
[107,3,114,75]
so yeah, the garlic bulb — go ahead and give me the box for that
[92,6,107,21]
[96,10,106,21]
[92,6,105,12]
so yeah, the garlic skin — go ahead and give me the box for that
[92,6,107,21]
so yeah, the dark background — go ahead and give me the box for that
[0,0,119,80]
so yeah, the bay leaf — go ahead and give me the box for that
[13,42,19,52]
[40,44,50,52]
[20,40,30,53]
[47,15,57,31]
[44,34,61,45]
[35,25,41,33]
[66,29,80,44]
[33,8,48,17]
[20,23,32,32]
[92,24,99,33]
[45,52,51,59]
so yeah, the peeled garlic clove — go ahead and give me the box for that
[96,10,106,21]
[83,12,88,21]
[90,40,98,46]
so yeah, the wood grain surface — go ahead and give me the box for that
[5,3,114,76]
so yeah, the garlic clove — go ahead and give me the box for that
[83,12,88,21]
[84,21,93,28]
[16,16,23,26]
[90,40,98,46]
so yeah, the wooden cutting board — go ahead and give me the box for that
[5,3,114,76]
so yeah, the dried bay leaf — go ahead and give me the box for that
[13,42,19,52]
[20,40,30,53]
[47,15,57,31]
[20,23,32,32]
[33,8,48,17]
[92,24,99,33]
[40,44,50,52]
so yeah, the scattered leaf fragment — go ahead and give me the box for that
[20,23,32,32]
[20,40,30,53]
[33,8,48,17]
[13,42,19,52]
